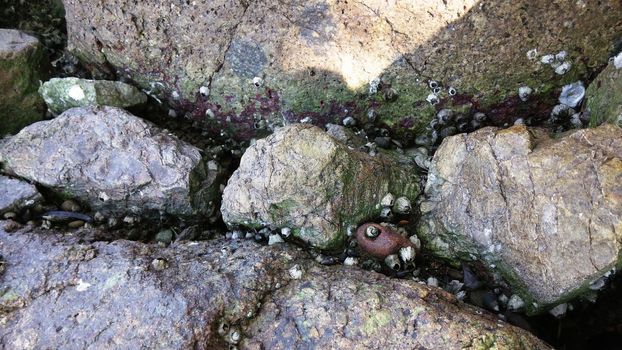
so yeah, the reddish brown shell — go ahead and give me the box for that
[355,223,417,259]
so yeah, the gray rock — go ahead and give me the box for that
[325,123,366,148]
[62,0,622,140]
[0,223,550,349]
[419,124,622,313]
[586,56,622,127]
[0,29,46,135]
[39,77,148,114]
[243,265,550,349]
[0,106,222,218]
[0,222,308,350]
[221,124,420,251]
[0,175,42,214]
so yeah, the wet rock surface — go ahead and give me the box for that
[0,29,46,136]
[39,77,147,114]
[419,124,622,312]
[0,223,550,349]
[221,124,420,251]
[0,175,42,215]
[586,53,622,127]
[62,0,621,140]
[0,106,223,218]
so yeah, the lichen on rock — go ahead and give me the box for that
[221,124,420,251]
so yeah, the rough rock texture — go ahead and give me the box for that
[0,223,309,349]
[0,175,42,215]
[0,106,222,218]
[418,124,622,313]
[587,53,622,127]
[62,0,622,140]
[221,124,420,251]
[0,223,550,349]
[39,77,148,114]
[243,265,550,350]
[0,29,46,136]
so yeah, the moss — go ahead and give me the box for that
[0,36,46,135]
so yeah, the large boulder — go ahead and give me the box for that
[0,223,551,349]
[0,106,222,218]
[62,0,622,141]
[418,124,622,313]
[586,52,622,127]
[39,77,148,114]
[221,124,420,251]
[0,175,42,215]
[243,265,550,349]
[0,223,309,349]
[0,29,46,136]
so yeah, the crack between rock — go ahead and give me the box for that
[206,0,253,98]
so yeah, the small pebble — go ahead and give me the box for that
[155,229,174,245]
[151,258,169,271]
[281,227,292,237]
[93,211,105,223]
[393,197,412,214]
[268,234,285,245]
[61,199,81,212]
[288,264,303,279]
[507,294,524,311]
[548,303,568,318]
[67,220,85,229]
[3,220,22,232]
[426,277,439,287]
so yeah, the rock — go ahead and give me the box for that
[63,0,621,140]
[586,54,622,127]
[39,77,148,114]
[221,124,419,251]
[0,223,550,349]
[0,106,223,218]
[0,222,309,349]
[0,29,46,136]
[325,123,366,148]
[419,124,622,313]
[0,175,42,215]
[243,265,550,349]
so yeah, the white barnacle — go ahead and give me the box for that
[399,246,415,262]
[518,86,532,102]
[540,54,555,65]
[368,77,380,94]
[428,80,439,89]
[555,50,568,61]
[199,86,210,96]
[614,51,622,69]
[448,86,457,96]
[555,61,572,75]
[526,48,538,60]
[252,76,263,87]
[380,193,395,207]
[558,81,585,108]
[426,93,440,106]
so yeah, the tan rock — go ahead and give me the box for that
[419,124,622,312]
[221,124,420,251]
